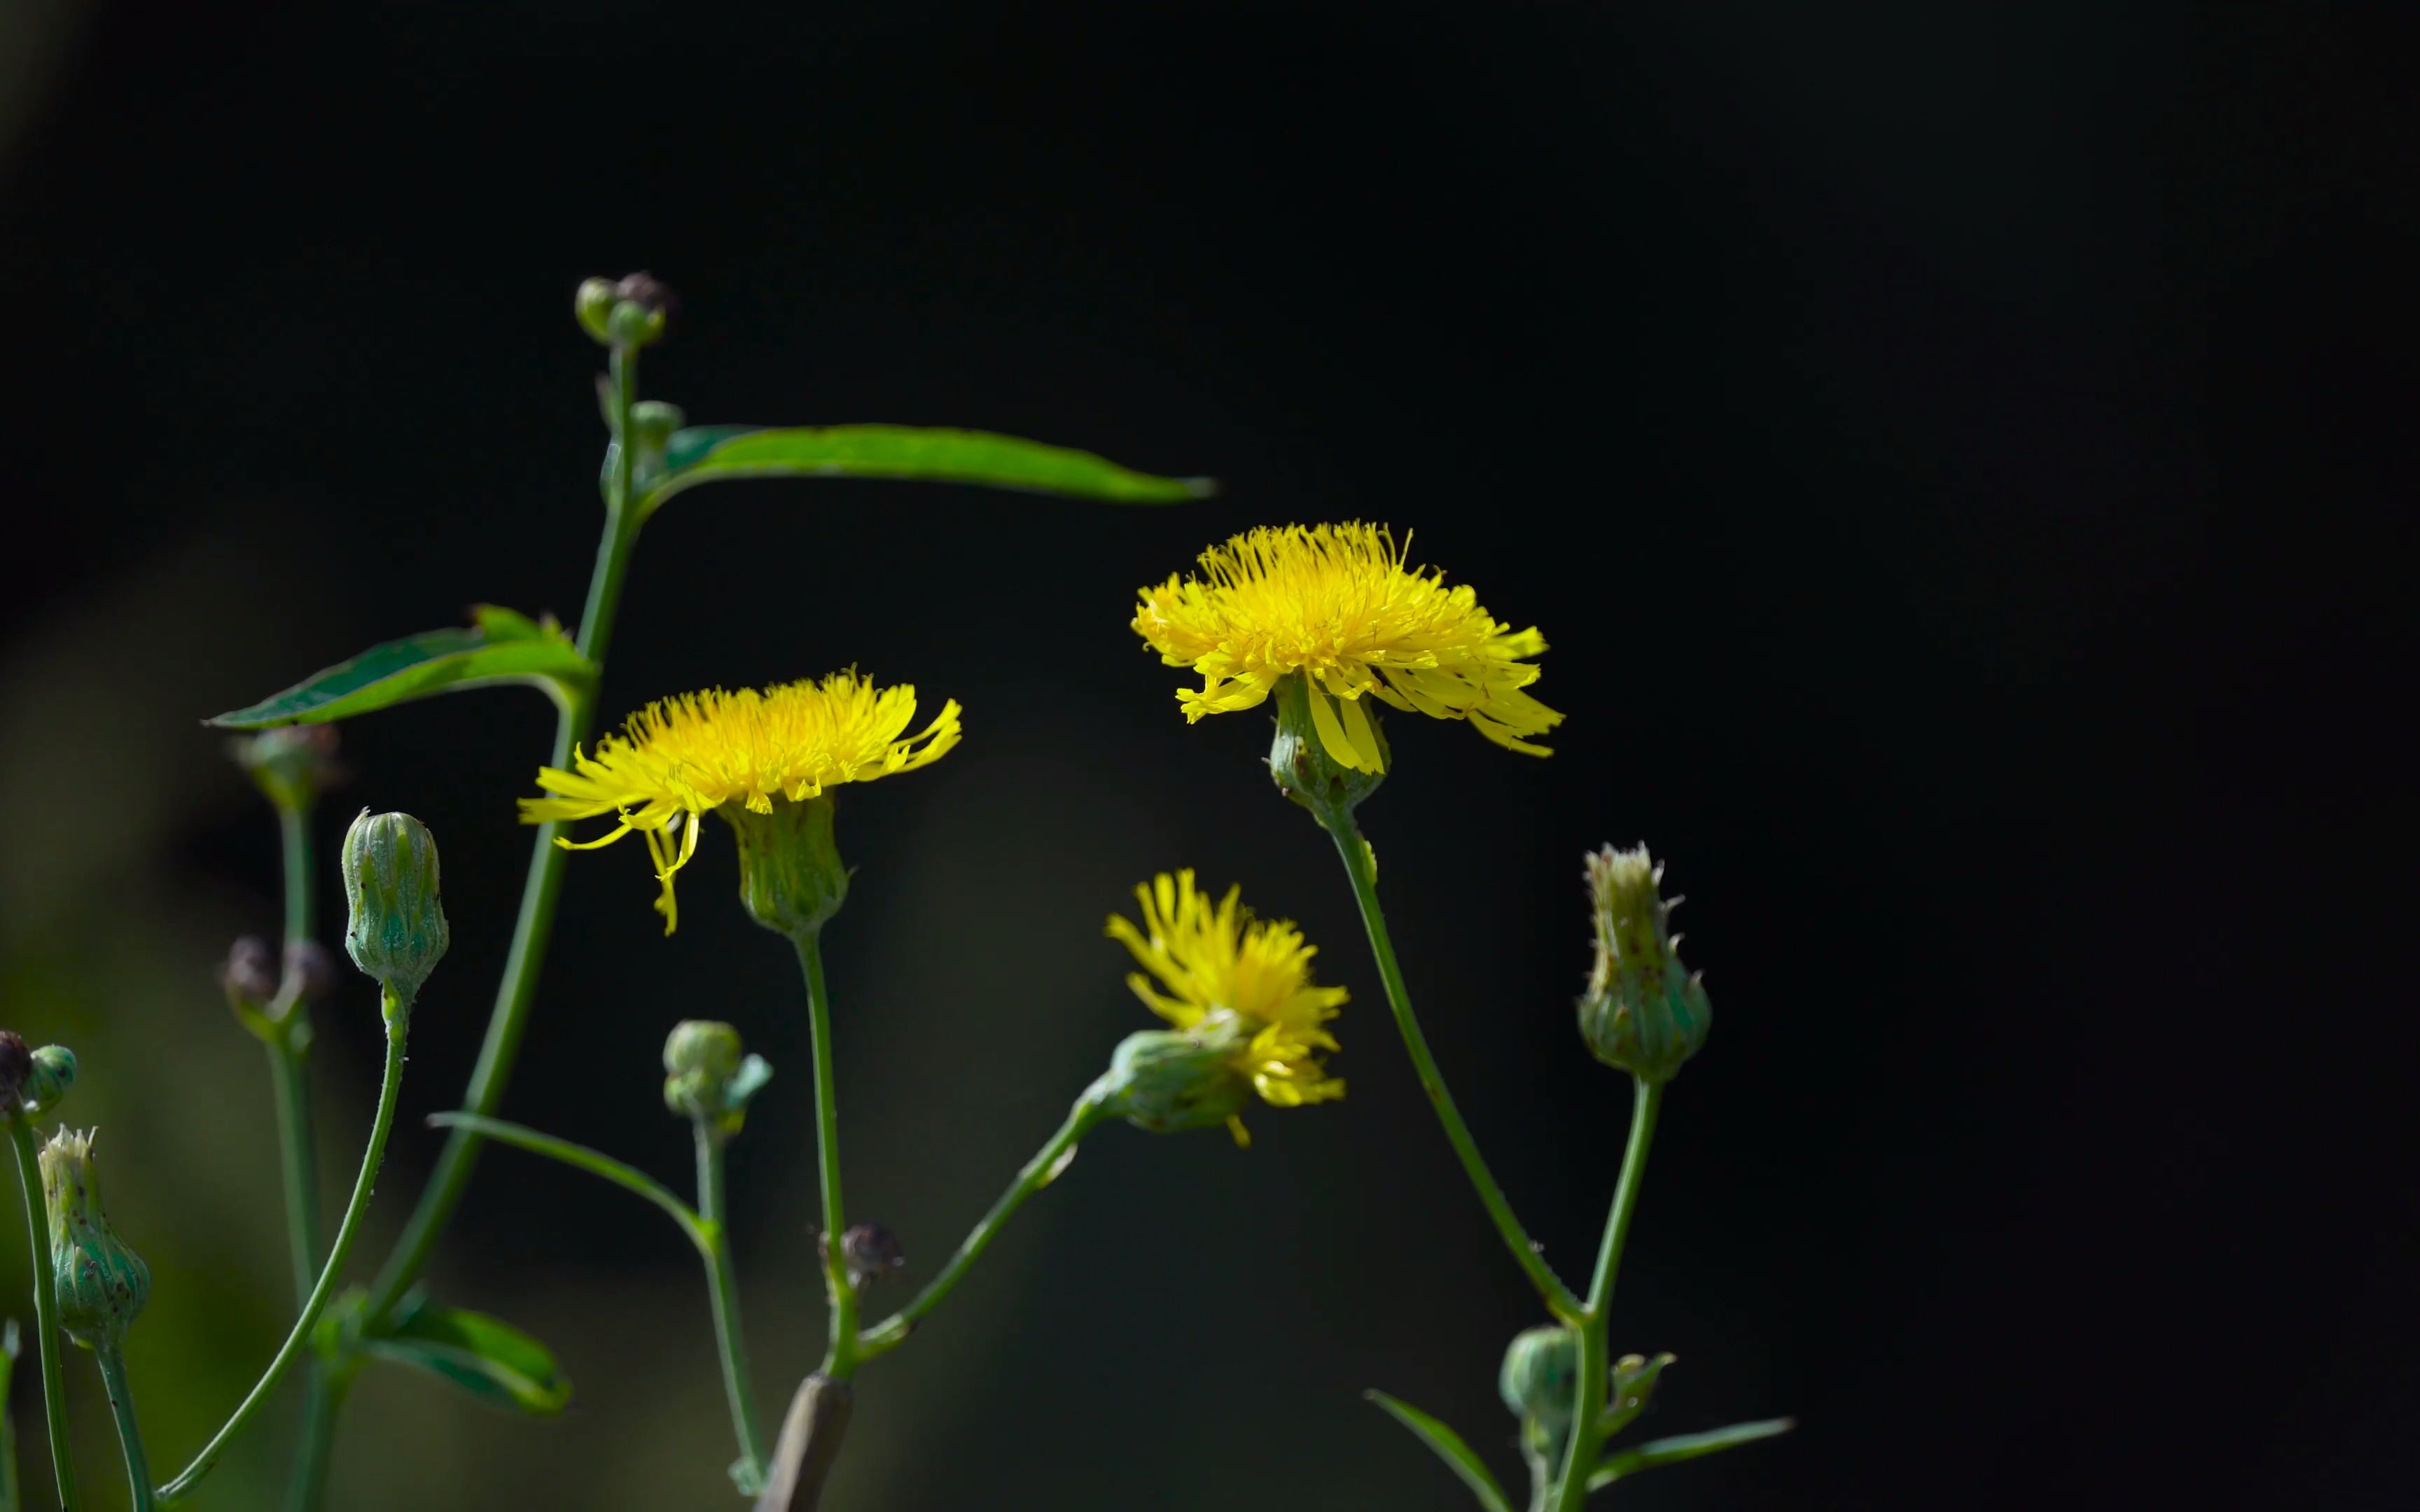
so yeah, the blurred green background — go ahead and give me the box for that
[4,3,2412,1509]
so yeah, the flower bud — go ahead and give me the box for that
[342,809,450,1010]
[231,725,339,813]
[39,1129,151,1349]
[1576,846,1711,1084]
[663,1020,774,1138]
[722,796,849,940]
[25,1045,76,1115]
[1499,1323,1580,1429]
[1601,1350,1675,1437]
[0,1031,32,1111]
[1094,1021,1253,1137]
[575,277,620,344]
[221,934,279,1007]
[840,1223,905,1289]
[1267,673,1386,820]
[283,939,338,1006]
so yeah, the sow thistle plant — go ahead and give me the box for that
[0,276,1786,1511]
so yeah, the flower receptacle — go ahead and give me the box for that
[1268,673,1388,822]
[1095,1021,1254,1136]
[1576,846,1711,1084]
[723,793,851,941]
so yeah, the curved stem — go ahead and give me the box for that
[793,930,859,1380]
[6,1118,78,1511]
[1548,1077,1662,1512]
[857,1092,1105,1362]
[96,1347,155,1512]
[158,1000,411,1504]
[265,1046,321,1315]
[281,1375,341,1512]
[1324,820,1582,1319]
[362,344,643,1323]
[697,1126,770,1485]
[424,1114,707,1246]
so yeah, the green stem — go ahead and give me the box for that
[6,1118,78,1511]
[1323,820,1582,1320]
[277,804,314,947]
[695,1124,769,1485]
[857,1093,1106,1362]
[793,930,859,1380]
[361,342,643,1324]
[265,1045,320,1315]
[269,798,336,1512]
[281,1375,341,1512]
[158,1000,412,1504]
[95,1348,155,1512]
[1548,1077,1662,1512]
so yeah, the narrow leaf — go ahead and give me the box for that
[427,1112,709,1252]
[641,424,1214,517]
[204,608,594,729]
[1365,1391,1515,1512]
[366,1304,572,1415]
[1588,1418,1795,1490]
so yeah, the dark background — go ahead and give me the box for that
[1,3,2410,1508]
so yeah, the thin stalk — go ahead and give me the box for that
[695,1125,770,1485]
[269,798,335,1512]
[1324,820,1582,1319]
[265,1046,320,1314]
[281,1377,340,1512]
[857,1093,1105,1362]
[793,931,858,1379]
[1548,1077,1663,1512]
[6,1117,78,1510]
[158,1000,412,1504]
[362,341,644,1322]
[95,1348,155,1512]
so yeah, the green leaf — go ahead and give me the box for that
[204,607,596,729]
[1365,1390,1514,1512]
[427,1112,710,1253]
[641,424,1214,517]
[1587,1418,1794,1490]
[365,1303,572,1415]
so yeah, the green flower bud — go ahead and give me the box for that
[575,277,619,344]
[1576,846,1711,1084]
[1499,1323,1580,1429]
[1267,673,1387,821]
[722,794,849,940]
[25,1044,76,1115]
[1601,1350,1676,1438]
[0,1030,32,1111]
[230,725,339,813]
[39,1129,151,1349]
[342,809,450,1010]
[664,1019,775,1138]
[1094,1020,1253,1136]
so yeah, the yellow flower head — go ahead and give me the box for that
[520,671,961,933]
[1132,522,1562,774]
[1106,870,1346,1124]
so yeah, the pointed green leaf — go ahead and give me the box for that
[641,424,1214,517]
[1365,1391,1514,1512]
[1587,1418,1794,1490]
[365,1303,572,1415]
[204,608,596,729]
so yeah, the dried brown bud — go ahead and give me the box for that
[222,936,279,1006]
[282,939,337,1006]
[0,1031,32,1110]
[840,1223,905,1289]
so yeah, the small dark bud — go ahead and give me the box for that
[841,1223,906,1289]
[0,1031,32,1110]
[282,939,338,1006]
[614,271,675,314]
[222,935,279,1007]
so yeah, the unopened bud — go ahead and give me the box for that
[607,272,674,346]
[24,1046,76,1115]
[1576,846,1711,1084]
[575,277,620,344]
[663,1020,774,1138]
[1499,1324,1580,1429]
[222,934,279,1007]
[723,795,849,940]
[841,1223,906,1289]
[231,724,339,813]
[1095,1021,1252,1137]
[0,1031,32,1111]
[342,809,450,1011]
[40,1129,151,1349]
[1267,673,1387,820]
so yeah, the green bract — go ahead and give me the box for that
[1576,846,1711,1085]
[39,1129,151,1350]
[342,809,450,1007]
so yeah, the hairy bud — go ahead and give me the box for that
[40,1129,151,1348]
[723,795,849,940]
[663,1020,774,1139]
[1576,846,1711,1084]
[342,809,450,1010]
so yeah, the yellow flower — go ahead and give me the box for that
[1132,522,1562,774]
[520,671,961,933]
[1106,870,1346,1135]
